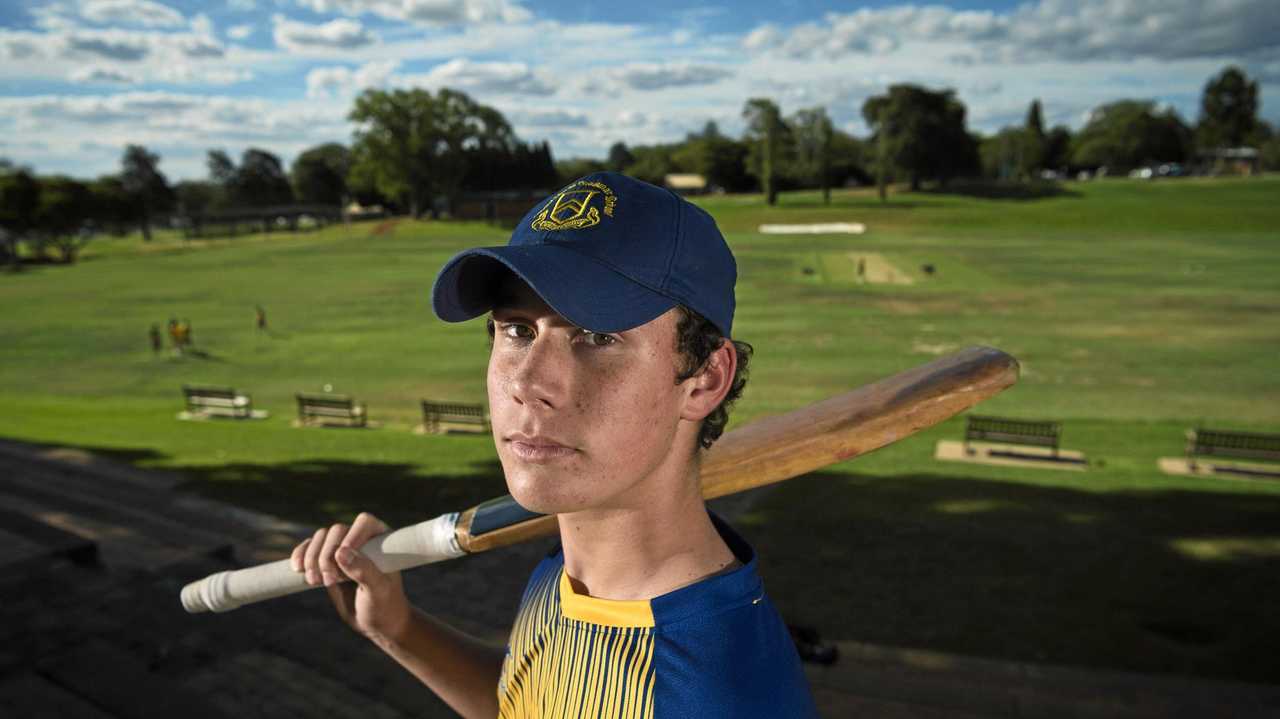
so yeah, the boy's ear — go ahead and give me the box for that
[681,340,737,422]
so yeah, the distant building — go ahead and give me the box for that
[1196,147,1261,176]
[344,201,387,220]
[664,173,708,195]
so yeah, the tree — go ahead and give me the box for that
[1026,99,1045,138]
[743,98,785,205]
[1019,99,1047,177]
[669,123,752,192]
[1043,125,1073,171]
[863,84,979,196]
[606,142,635,172]
[174,180,219,217]
[1254,121,1280,171]
[292,143,351,207]
[207,150,236,185]
[0,167,40,266]
[206,148,294,208]
[1197,66,1260,149]
[827,130,870,188]
[348,87,516,217]
[790,107,834,203]
[88,175,135,236]
[34,176,95,263]
[555,158,606,183]
[237,148,294,207]
[120,144,173,242]
[1071,100,1192,171]
[625,144,678,186]
[980,125,1043,181]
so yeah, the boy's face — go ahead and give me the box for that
[487,279,691,515]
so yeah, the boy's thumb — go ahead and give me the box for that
[336,546,384,589]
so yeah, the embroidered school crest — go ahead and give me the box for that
[531,179,616,231]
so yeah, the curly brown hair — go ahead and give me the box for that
[672,306,753,450]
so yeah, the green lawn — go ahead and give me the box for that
[2,177,1278,683]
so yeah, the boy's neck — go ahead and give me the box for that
[556,461,739,601]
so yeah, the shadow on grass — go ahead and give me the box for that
[775,197,924,210]
[1,436,506,530]
[743,470,1280,684]
[175,457,508,529]
[920,180,1081,201]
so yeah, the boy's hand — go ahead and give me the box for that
[291,512,412,647]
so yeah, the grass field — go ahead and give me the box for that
[2,177,1278,684]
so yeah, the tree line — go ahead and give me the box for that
[2,65,1276,266]
[583,66,1276,204]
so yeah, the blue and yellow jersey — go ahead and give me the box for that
[497,516,818,718]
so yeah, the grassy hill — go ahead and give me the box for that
[2,177,1278,683]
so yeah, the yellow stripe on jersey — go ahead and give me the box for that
[498,567,656,719]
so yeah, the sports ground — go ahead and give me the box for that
[1,177,1277,685]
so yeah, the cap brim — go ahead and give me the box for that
[431,244,677,333]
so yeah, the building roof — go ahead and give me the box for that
[664,173,707,190]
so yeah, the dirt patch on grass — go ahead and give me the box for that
[369,219,401,236]
[848,252,915,285]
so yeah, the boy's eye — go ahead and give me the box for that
[582,331,616,347]
[500,323,533,339]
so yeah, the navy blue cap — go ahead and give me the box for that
[431,172,736,336]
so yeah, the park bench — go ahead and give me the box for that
[421,400,490,435]
[964,415,1061,457]
[1185,428,1280,468]
[296,393,366,428]
[182,385,254,419]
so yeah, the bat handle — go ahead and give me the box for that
[180,512,465,613]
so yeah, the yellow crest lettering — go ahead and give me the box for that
[531,181,616,231]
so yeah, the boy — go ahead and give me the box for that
[292,172,817,718]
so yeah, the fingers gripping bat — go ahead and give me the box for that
[181,346,1018,614]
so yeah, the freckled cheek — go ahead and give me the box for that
[595,371,677,464]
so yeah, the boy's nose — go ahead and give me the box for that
[508,337,567,410]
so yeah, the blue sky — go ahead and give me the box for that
[2,0,1278,180]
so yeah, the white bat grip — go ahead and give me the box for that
[180,512,464,613]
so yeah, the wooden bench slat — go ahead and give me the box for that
[182,385,252,419]
[296,394,366,427]
[1187,428,1280,463]
[964,415,1061,453]
[421,400,488,434]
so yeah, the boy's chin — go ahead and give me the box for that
[505,474,589,516]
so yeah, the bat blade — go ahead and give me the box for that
[181,346,1017,613]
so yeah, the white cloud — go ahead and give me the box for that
[42,27,226,62]
[742,24,780,53]
[70,65,137,83]
[2,35,44,60]
[306,59,399,98]
[272,15,378,52]
[189,13,214,38]
[609,62,734,91]
[509,109,590,127]
[179,36,225,58]
[744,0,1280,63]
[227,24,254,40]
[403,58,554,95]
[81,0,185,28]
[614,110,648,128]
[64,31,151,60]
[1,92,350,167]
[156,64,254,85]
[294,0,532,25]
